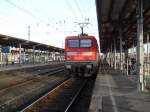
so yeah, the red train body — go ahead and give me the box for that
[65,35,100,77]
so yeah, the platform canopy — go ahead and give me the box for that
[96,0,150,53]
[0,34,63,52]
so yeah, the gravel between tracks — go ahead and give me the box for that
[0,64,67,112]
[0,72,35,90]
[0,74,68,112]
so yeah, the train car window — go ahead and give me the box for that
[80,39,92,47]
[68,39,79,48]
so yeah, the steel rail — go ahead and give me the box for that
[0,67,65,112]
[65,79,87,112]
[0,66,64,93]
[20,78,71,112]
[36,66,64,75]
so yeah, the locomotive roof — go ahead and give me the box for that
[66,36,96,40]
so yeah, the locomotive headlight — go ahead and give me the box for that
[67,52,77,56]
[86,65,92,69]
[82,52,93,56]
[66,65,71,69]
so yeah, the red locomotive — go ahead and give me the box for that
[65,35,100,77]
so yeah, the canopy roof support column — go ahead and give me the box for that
[119,28,123,70]
[19,43,22,65]
[0,49,2,67]
[147,34,149,76]
[114,39,116,69]
[110,44,113,67]
[33,46,35,64]
[125,49,129,75]
[136,0,144,91]
[108,48,111,66]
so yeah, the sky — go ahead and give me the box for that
[0,0,99,48]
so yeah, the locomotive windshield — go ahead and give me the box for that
[80,39,92,47]
[68,39,92,48]
[68,40,79,48]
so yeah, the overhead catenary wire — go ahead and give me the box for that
[77,0,87,14]
[5,0,48,25]
[5,0,63,33]
[64,0,90,34]
[21,0,59,29]
[4,0,95,36]
[74,0,84,19]
[65,0,78,17]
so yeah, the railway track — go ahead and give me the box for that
[0,66,64,93]
[36,66,65,75]
[20,78,87,112]
[0,66,67,112]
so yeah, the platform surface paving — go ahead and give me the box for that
[89,66,150,112]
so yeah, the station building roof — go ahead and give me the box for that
[0,34,64,52]
[96,0,150,53]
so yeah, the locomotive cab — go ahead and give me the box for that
[65,36,100,77]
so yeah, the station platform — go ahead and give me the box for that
[0,61,64,72]
[89,63,150,112]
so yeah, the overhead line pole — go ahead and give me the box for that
[28,25,30,41]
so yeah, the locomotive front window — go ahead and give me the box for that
[80,39,92,47]
[68,39,79,48]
